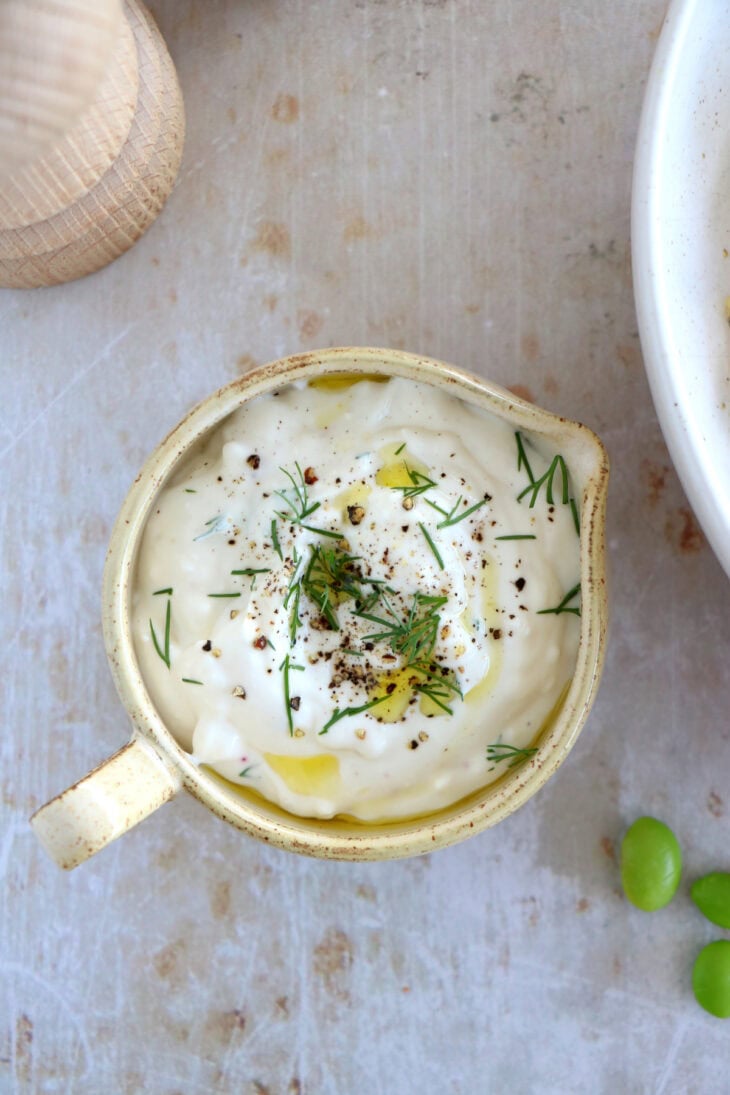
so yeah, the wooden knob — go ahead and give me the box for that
[0,0,185,289]
[0,0,123,171]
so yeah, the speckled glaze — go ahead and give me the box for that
[31,348,609,868]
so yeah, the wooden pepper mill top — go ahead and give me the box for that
[0,0,185,289]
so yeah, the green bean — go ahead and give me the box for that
[620,816,682,911]
[691,872,730,929]
[692,941,730,1019]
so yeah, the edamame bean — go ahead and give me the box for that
[691,873,730,929]
[620,816,682,911]
[692,941,730,1019]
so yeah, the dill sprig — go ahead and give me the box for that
[355,591,447,665]
[410,663,463,714]
[515,432,580,535]
[518,453,570,508]
[394,442,406,455]
[418,523,444,569]
[153,587,173,596]
[194,514,229,542]
[301,542,381,630]
[392,466,438,499]
[389,464,486,528]
[570,496,580,535]
[538,582,581,617]
[494,534,536,541]
[486,742,538,770]
[275,462,320,523]
[149,594,172,669]
[208,592,241,599]
[319,696,388,735]
[273,464,342,539]
[279,654,305,735]
[515,431,536,484]
[354,592,464,713]
[425,495,487,528]
[239,765,255,779]
[231,567,272,592]
[283,549,304,643]
[270,518,283,560]
[182,677,203,685]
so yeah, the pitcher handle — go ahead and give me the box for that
[30,737,181,870]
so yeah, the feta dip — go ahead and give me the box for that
[132,376,581,821]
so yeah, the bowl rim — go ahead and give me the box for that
[102,346,609,860]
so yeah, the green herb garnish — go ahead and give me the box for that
[208,592,241,599]
[301,542,380,630]
[153,587,173,596]
[297,524,344,539]
[426,495,487,528]
[518,453,570,507]
[515,432,580,536]
[393,467,438,500]
[494,534,537,541]
[182,677,203,685]
[537,582,581,617]
[486,742,538,770]
[275,463,321,525]
[319,695,388,735]
[239,766,255,779]
[355,591,446,665]
[515,431,536,484]
[570,496,580,535]
[395,442,406,455]
[284,550,304,643]
[411,665,462,714]
[231,567,271,592]
[184,488,197,493]
[418,523,444,569]
[149,596,172,669]
[194,515,228,541]
[279,654,305,735]
[270,518,283,560]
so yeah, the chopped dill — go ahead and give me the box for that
[515,431,536,484]
[570,496,580,535]
[486,742,538,770]
[231,567,272,592]
[270,518,283,560]
[149,597,172,669]
[426,495,487,528]
[279,654,305,734]
[275,463,321,525]
[418,523,444,569]
[392,466,438,500]
[319,695,388,735]
[537,582,581,617]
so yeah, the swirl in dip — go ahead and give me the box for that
[132,376,581,821]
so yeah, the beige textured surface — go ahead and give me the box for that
[2,1,730,1091]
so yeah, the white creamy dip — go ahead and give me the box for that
[132,376,581,821]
